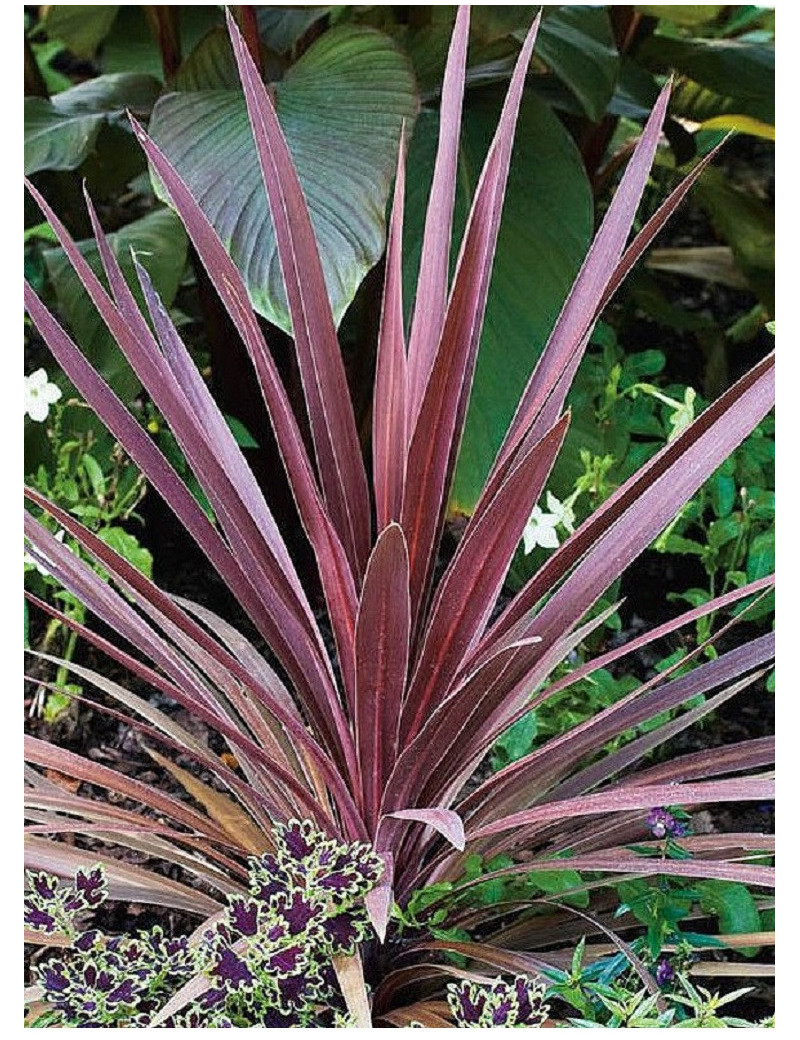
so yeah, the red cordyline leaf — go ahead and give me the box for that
[23,6,773,1012]
[401,15,542,646]
[125,116,364,724]
[405,4,470,426]
[373,127,409,529]
[355,524,411,829]
[226,8,371,581]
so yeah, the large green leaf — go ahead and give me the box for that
[694,168,774,312]
[636,6,725,27]
[403,90,593,515]
[530,6,619,122]
[256,6,332,54]
[447,7,620,121]
[39,5,120,59]
[100,5,223,80]
[148,25,419,332]
[43,209,188,401]
[24,73,161,175]
[638,35,774,124]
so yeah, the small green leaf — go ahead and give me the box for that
[710,472,736,518]
[81,453,106,502]
[40,5,120,59]
[96,527,153,578]
[224,414,259,449]
[746,529,774,581]
[697,880,761,957]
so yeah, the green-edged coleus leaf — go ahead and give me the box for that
[39,5,120,59]
[148,24,419,333]
[24,73,161,175]
[404,90,592,515]
[43,208,188,401]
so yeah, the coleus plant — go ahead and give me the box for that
[24,6,774,1026]
[27,823,383,1026]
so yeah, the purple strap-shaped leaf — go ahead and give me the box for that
[438,849,774,900]
[226,9,372,580]
[25,735,230,845]
[401,414,568,744]
[459,632,775,834]
[493,82,672,477]
[385,808,466,852]
[373,128,408,530]
[468,776,775,844]
[133,258,359,750]
[476,353,775,668]
[24,216,345,748]
[405,4,470,425]
[126,117,362,719]
[24,512,367,839]
[355,524,411,830]
[401,15,541,641]
[365,851,394,943]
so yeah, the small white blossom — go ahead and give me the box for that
[522,491,577,554]
[545,491,575,534]
[522,506,560,553]
[24,529,65,577]
[24,368,62,422]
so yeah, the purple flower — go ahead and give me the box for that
[646,807,688,839]
[655,959,675,987]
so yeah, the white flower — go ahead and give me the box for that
[522,491,577,555]
[24,368,62,422]
[522,506,560,553]
[545,491,576,535]
[24,529,65,577]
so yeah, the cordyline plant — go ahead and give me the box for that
[24,7,774,1027]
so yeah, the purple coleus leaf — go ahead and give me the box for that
[227,897,260,937]
[72,866,106,909]
[273,890,319,936]
[265,944,306,977]
[24,902,57,932]
[212,948,254,990]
